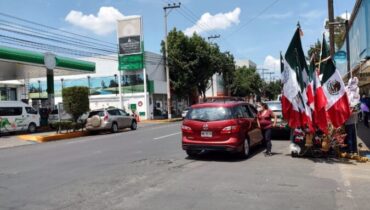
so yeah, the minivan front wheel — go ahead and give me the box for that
[28,123,36,133]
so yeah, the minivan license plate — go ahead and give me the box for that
[201,131,212,138]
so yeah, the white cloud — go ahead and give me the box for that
[260,55,281,80]
[261,12,293,20]
[184,7,241,36]
[65,6,125,35]
[340,12,351,20]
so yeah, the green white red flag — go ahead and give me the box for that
[310,55,328,133]
[281,27,313,130]
[320,35,350,128]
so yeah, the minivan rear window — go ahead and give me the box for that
[88,111,104,118]
[186,107,232,121]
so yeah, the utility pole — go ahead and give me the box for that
[164,2,181,119]
[266,72,274,83]
[327,0,335,56]
[207,34,220,97]
[257,68,269,81]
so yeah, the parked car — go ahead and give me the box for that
[265,101,290,137]
[0,101,39,133]
[182,102,263,158]
[86,108,137,133]
[181,107,190,119]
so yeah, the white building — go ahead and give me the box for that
[236,59,257,69]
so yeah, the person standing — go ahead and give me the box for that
[257,102,277,156]
[361,95,370,128]
[345,108,359,154]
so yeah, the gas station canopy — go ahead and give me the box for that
[0,46,95,80]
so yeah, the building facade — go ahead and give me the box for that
[27,52,167,120]
[339,0,370,95]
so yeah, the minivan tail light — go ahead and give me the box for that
[181,125,193,133]
[221,125,240,134]
[104,114,109,121]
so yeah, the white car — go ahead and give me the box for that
[0,101,39,133]
[181,108,190,119]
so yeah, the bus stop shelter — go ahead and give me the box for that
[0,46,95,107]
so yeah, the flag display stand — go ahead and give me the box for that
[282,26,368,162]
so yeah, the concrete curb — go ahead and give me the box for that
[18,131,88,143]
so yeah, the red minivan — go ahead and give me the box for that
[182,102,263,158]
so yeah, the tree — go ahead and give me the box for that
[262,80,282,100]
[163,28,220,100]
[308,39,321,62]
[109,79,118,88]
[231,66,263,97]
[62,86,89,122]
[325,16,346,50]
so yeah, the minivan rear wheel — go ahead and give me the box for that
[28,123,36,133]
[239,139,250,158]
[111,122,118,133]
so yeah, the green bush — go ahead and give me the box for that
[62,86,90,122]
[51,121,85,133]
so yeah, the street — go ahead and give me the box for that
[0,122,370,210]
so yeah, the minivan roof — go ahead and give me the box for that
[191,102,247,109]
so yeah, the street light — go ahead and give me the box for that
[37,80,41,99]
[61,78,64,89]
[114,74,118,95]
[87,76,91,96]
[163,2,181,119]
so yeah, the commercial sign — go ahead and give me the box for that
[118,54,144,71]
[117,16,142,55]
[117,16,144,71]
[334,51,347,63]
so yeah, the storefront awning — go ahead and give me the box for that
[0,46,95,80]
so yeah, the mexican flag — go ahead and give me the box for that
[320,35,350,128]
[281,28,312,129]
[312,63,328,133]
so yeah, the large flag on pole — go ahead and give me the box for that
[320,35,350,128]
[281,27,312,129]
[310,55,328,133]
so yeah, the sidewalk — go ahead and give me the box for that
[0,134,35,149]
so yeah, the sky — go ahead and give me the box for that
[0,0,356,79]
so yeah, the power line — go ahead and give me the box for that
[0,12,117,47]
[0,19,117,51]
[226,0,281,38]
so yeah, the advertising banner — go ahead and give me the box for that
[117,16,142,55]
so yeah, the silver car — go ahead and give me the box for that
[86,108,137,133]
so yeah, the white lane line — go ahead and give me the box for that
[153,132,181,140]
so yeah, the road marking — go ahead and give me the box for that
[153,132,181,140]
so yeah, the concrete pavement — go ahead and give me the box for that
[0,122,369,210]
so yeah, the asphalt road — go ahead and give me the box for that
[0,122,369,210]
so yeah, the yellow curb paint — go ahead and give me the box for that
[18,131,88,143]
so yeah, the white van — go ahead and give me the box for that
[0,101,40,133]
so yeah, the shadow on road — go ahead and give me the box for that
[185,144,267,162]
[285,153,357,165]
